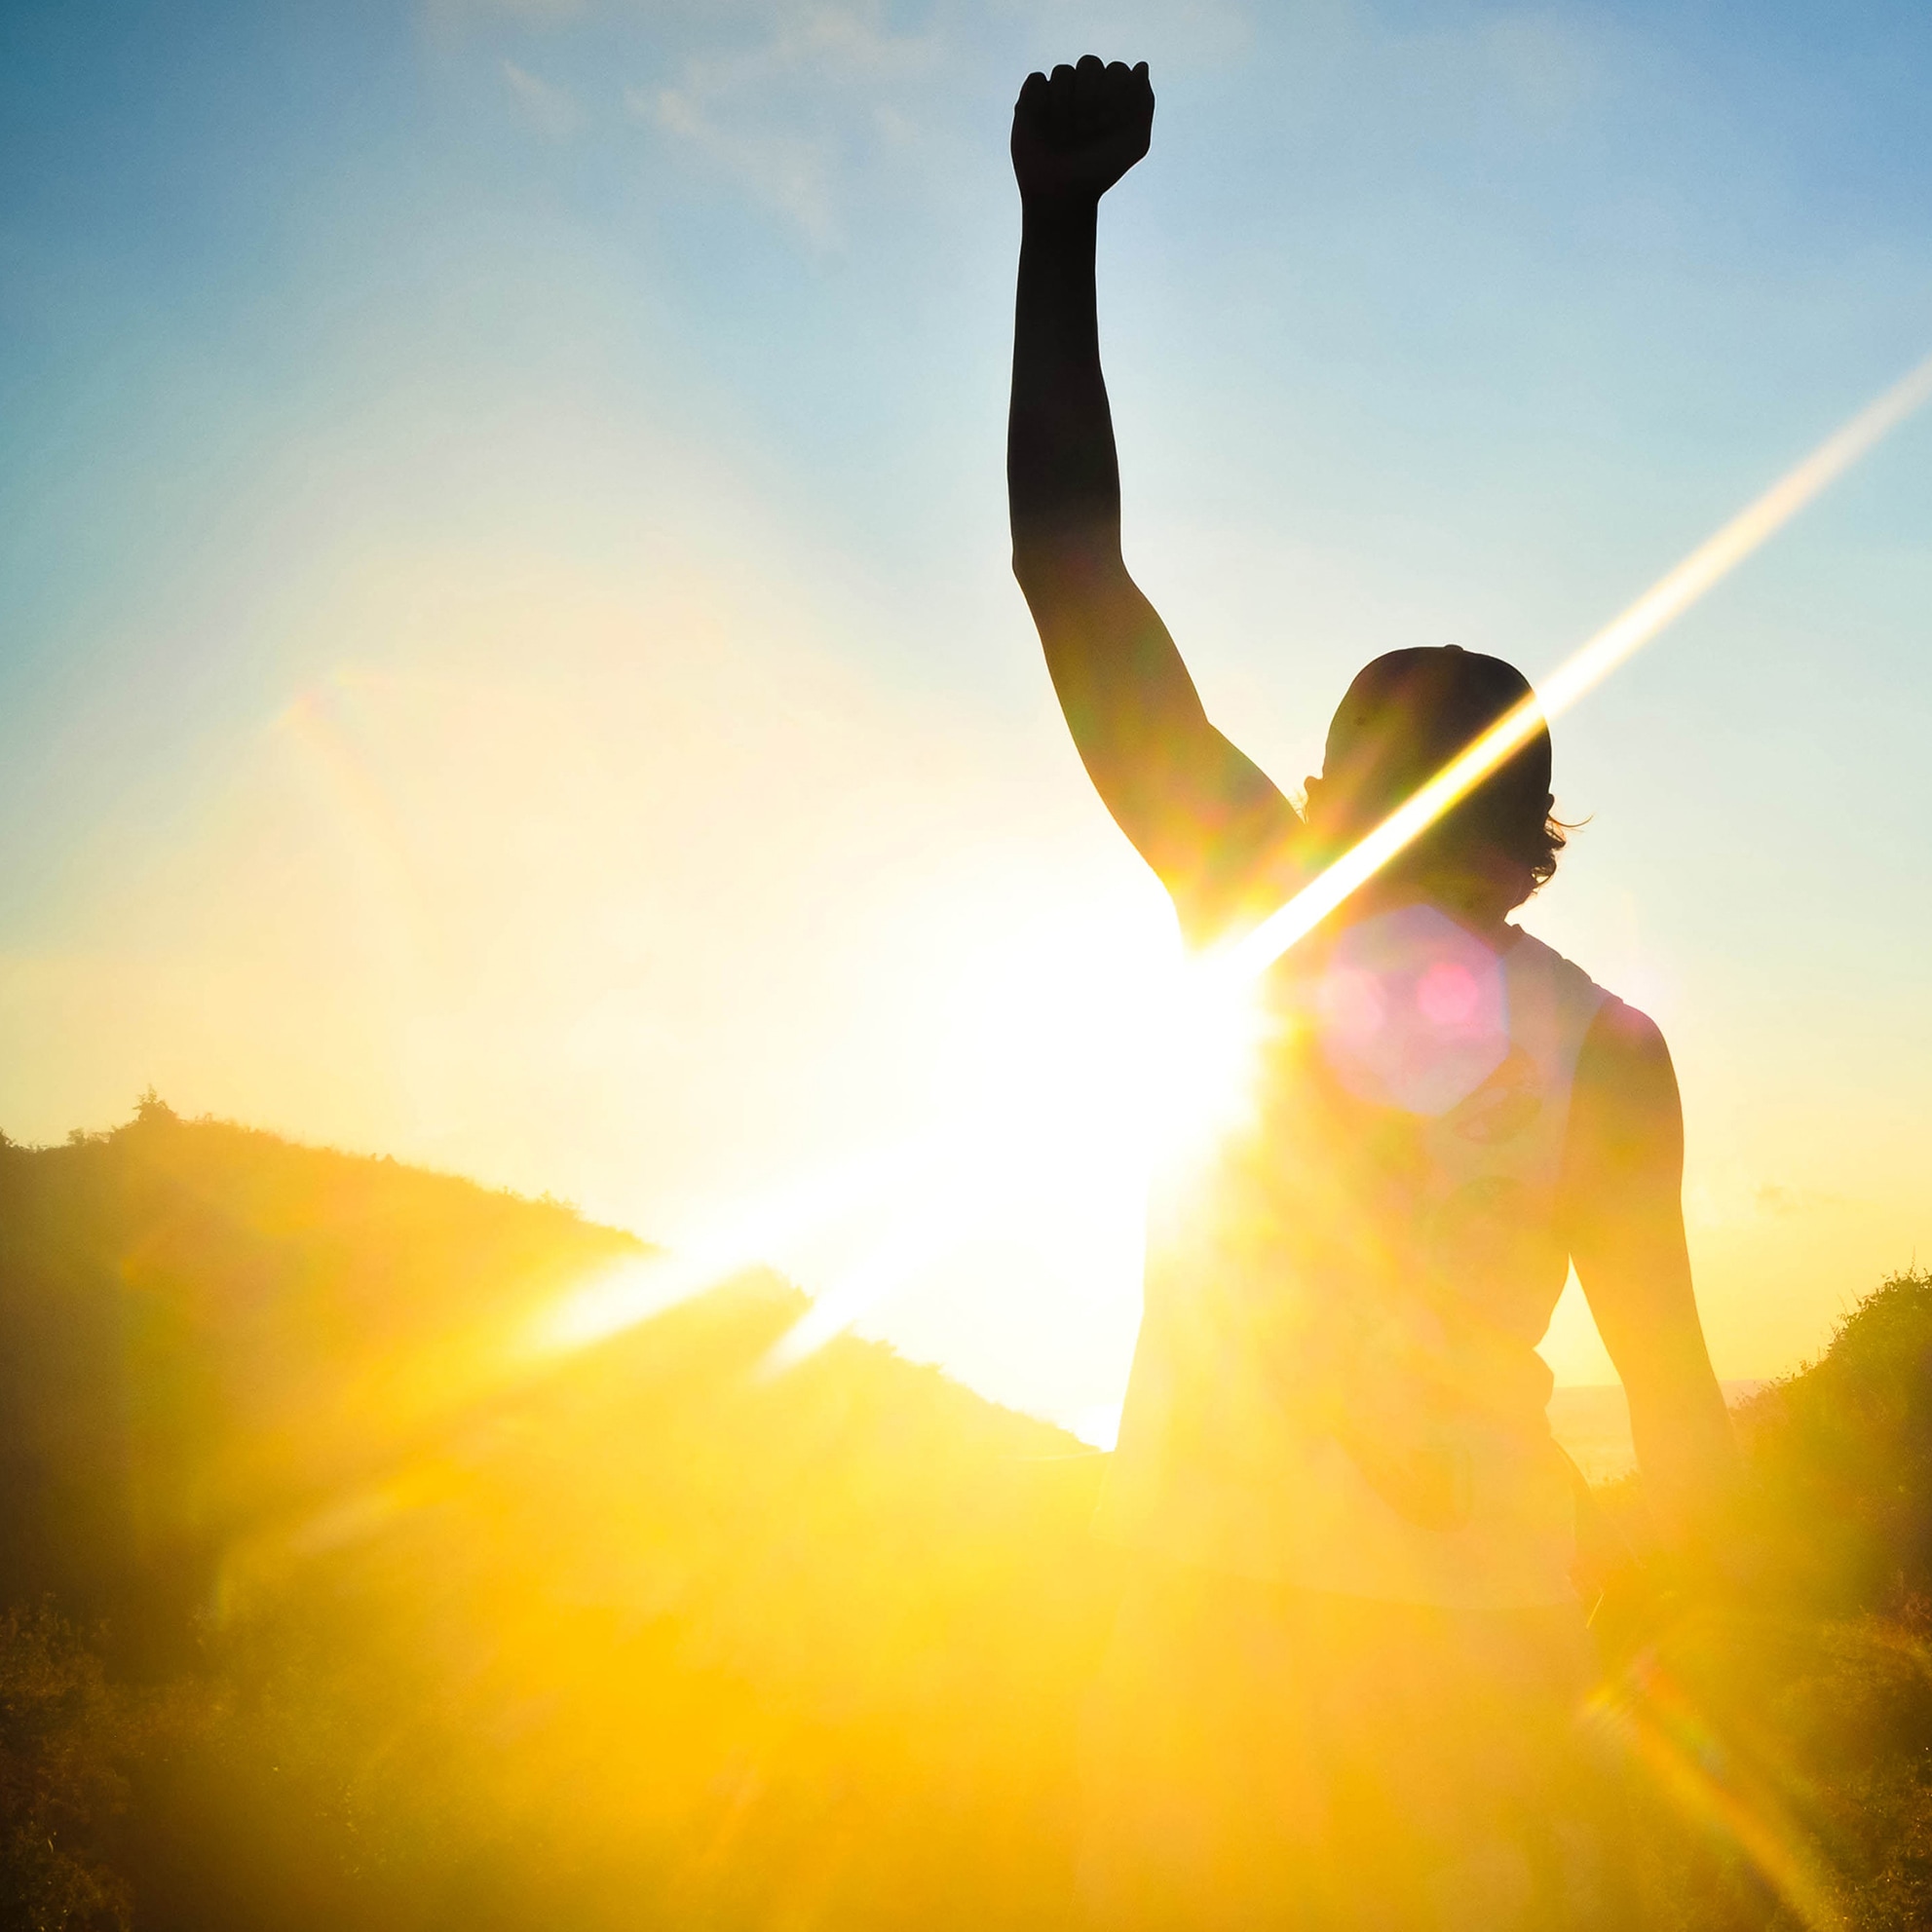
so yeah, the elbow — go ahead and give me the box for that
[1009,540,1063,614]
[1009,529,1058,591]
[1009,529,1122,604]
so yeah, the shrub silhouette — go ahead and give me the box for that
[1733,1269,1932,1614]
[1595,1269,1932,1931]
[0,1603,146,1932]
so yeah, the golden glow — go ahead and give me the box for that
[755,922,1272,1373]
[106,383,1926,1932]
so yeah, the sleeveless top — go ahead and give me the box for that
[1096,902,1611,1609]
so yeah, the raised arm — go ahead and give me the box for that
[1007,57,1303,944]
[1560,1002,1741,1567]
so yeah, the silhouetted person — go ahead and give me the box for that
[1008,56,1739,1930]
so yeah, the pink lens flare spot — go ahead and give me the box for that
[1417,959,1481,1028]
[1318,968,1385,1040]
[1310,903,1510,1117]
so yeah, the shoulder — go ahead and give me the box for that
[1502,928,1611,1024]
[1570,997,1683,1175]
[1579,997,1672,1073]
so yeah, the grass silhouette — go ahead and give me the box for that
[0,1104,1925,1928]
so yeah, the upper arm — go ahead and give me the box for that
[1561,997,1740,1527]
[1559,1001,1706,1383]
[1013,545,1307,945]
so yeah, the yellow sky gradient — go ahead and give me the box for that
[4,496,1922,1427]
[5,0,1928,1435]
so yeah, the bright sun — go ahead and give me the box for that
[524,900,1274,1387]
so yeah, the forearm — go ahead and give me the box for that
[1625,1352,1740,1547]
[1007,198,1121,569]
[1000,57,1299,929]
[1568,1007,1743,1554]
[1582,1244,1737,1536]
[1006,197,1202,732]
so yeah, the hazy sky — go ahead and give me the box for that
[4,0,1929,1429]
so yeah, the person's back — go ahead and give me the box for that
[1005,57,1740,1930]
[1108,904,1606,1606]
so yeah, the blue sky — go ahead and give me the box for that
[3,0,1930,1422]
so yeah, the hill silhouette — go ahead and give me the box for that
[0,1104,1926,1929]
[0,1105,1116,1929]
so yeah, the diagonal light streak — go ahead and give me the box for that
[1219,348,1932,987]
[526,1139,924,1359]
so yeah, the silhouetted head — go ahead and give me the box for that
[1303,646,1564,919]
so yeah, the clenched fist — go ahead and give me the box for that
[1011,56,1154,208]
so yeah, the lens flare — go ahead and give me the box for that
[1587,1646,1847,1932]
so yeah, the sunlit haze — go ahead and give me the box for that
[5,1,1930,1436]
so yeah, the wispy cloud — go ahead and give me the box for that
[1687,1175,1861,1228]
[502,57,585,139]
[632,2,943,246]
[1754,1182,1855,1219]
[638,83,839,244]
